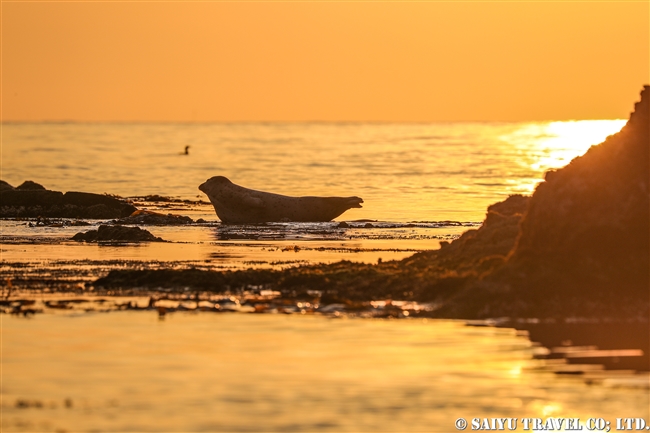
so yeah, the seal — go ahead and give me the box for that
[198,176,363,223]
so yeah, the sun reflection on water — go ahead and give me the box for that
[501,119,626,194]
[508,365,522,377]
[540,402,563,418]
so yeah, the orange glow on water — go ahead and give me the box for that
[3,314,648,431]
[500,119,626,194]
[531,120,627,171]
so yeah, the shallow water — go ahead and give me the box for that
[2,313,648,432]
[0,211,476,271]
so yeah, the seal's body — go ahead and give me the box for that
[199,176,363,223]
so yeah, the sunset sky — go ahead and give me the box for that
[2,1,648,122]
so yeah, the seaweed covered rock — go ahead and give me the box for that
[95,268,273,291]
[95,269,225,290]
[406,194,529,276]
[0,182,137,218]
[114,210,194,225]
[72,225,164,242]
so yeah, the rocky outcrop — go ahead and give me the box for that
[114,210,194,225]
[16,180,47,191]
[0,181,137,218]
[405,194,529,276]
[0,180,15,192]
[439,86,650,319]
[72,225,164,242]
[503,86,649,299]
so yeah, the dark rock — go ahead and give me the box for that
[62,192,136,218]
[142,194,174,202]
[72,225,164,242]
[114,210,194,225]
[337,221,350,228]
[405,194,529,276]
[64,191,121,207]
[1,189,64,207]
[0,180,15,191]
[16,180,46,190]
[0,183,136,218]
[83,204,119,219]
[94,268,276,291]
[28,217,91,227]
[439,86,650,319]
[498,86,649,300]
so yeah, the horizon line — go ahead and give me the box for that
[0,118,628,125]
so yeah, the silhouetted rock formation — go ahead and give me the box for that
[72,225,164,242]
[16,180,47,191]
[0,181,137,218]
[0,180,15,192]
[506,86,649,298]
[95,268,263,291]
[440,85,650,319]
[114,210,194,225]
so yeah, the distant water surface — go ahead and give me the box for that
[2,120,625,222]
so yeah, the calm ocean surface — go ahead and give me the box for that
[2,120,626,222]
[3,313,649,432]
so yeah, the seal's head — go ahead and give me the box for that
[199,176,233,196]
